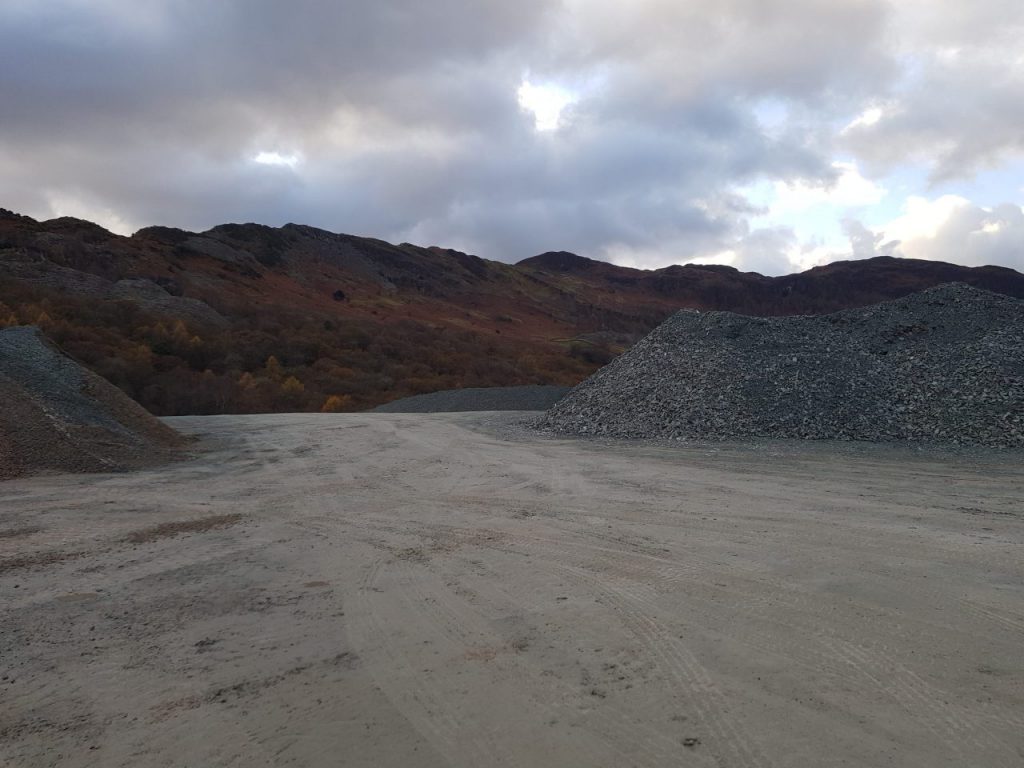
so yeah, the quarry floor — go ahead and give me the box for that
[1,413,1022,768]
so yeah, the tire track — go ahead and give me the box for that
[348,558,505,767]
[344,511,1024,758]
[553,563,776,768]
[586,555,1024,762]
[387,556,679,768]
[557,534,1024,749]
[507,523,1024,760]
[423,552,709,767]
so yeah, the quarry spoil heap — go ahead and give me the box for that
[0,326,183,480]
[541,283,1024,447]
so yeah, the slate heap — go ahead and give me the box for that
[542,284,1023,447]
[0,326,183,479]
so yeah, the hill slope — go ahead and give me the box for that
[2,207,1022,415]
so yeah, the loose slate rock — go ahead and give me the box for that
[373,385,570,413]
[541,284,1023,447]
[0,325,184,480]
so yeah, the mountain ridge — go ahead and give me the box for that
[2,207,1022,415]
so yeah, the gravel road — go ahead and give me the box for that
[2,413,1022,767]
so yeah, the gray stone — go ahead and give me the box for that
[540,284,1024,447]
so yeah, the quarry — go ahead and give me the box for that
[7,1,1024,764]
[1,285,1022,767]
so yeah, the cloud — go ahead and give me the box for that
[0,1,1022,275]
[793,197,1024,275]
[842,218,898,260]
[767,161,886,214]
[726,228,804,275]
[517,80,576,131]
[884,197,1024,269]
[841,1,1024,180]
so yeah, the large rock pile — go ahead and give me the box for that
[541,284,1023,447]
[0,326,183,480]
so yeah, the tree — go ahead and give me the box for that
[281,375,304,396]
[321,394,353,413]
[0,301,17,328]
[265,355,283,380]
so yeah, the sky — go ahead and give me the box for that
[1,0,1023,276]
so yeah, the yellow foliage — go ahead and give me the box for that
[0,302,17,328]
[265,355,283,380]
[281,375,305,396]
[321,394,353,413]
[125,343,153,367]
[171,319,190,342]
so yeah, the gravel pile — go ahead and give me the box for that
[541,284,1024,447]
[373,385,570,413]
[0,326,184,480]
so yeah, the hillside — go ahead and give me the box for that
[2,207,1022,415]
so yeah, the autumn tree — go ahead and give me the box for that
[321,394,353,412]
[265,355,283,380]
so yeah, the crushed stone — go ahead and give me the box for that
[541,284,1023,447]
[372,385,570,413]
[0,326,183,480]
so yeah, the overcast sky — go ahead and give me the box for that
[2,1,1023,275]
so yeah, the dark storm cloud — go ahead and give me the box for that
[1,0,547,140]
[1,0,1022,274]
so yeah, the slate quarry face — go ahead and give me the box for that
[542,283,1024,447]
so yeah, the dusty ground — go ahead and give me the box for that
[1,413,1022,768]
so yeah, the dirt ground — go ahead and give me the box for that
[1,413,1022,767]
